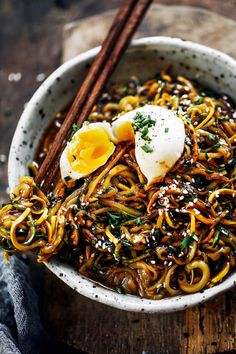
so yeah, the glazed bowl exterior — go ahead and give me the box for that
[8,37,236,312]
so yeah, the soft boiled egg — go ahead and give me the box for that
[112,105,186,184]
[60,122,115,181]
[60,105,186,184]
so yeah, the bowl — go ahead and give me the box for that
[8,36,236,313]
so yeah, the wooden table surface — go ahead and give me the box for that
[0,1,236,353]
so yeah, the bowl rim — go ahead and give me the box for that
[8,36,236,313]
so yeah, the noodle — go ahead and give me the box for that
[0,70,235,299]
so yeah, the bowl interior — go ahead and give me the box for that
[8,37,236,312]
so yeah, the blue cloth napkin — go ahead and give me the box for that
[0,252,52,354]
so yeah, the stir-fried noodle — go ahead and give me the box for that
[0,70,235,299]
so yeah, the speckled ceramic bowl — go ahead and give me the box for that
[8,37,236,313]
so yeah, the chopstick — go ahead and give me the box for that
[36,0,153,193]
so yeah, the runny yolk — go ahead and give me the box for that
[114,121,134,142]
[67,128,115,175]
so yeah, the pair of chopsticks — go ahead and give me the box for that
[36,0,153,193]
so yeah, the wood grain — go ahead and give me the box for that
[63,4,236,61]
[43,269,236,354]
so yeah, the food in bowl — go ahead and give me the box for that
[0,68,235,300]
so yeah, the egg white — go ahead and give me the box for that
[60,105,186,184]
[111,105,186,184]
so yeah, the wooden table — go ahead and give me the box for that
[0,1,236,353]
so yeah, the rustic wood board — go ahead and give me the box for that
[43,5,236,354]
[44,270,236,354]
[62,4,236,61]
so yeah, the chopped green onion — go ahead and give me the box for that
[208,134,218,143]
[180,233,199,250]
[140,99,148,106]
[141,144,154,153]
[136,217,143,226]
[121,239,133,247]
[69,123,80,141]
[212,142,221,151]
[212,230,221,247]
[197,97,204,104]
[115,286,126,294]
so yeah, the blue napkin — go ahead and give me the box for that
[0,252,52,354]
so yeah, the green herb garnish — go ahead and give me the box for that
[212,227,229,247]
[197,97,204,104]
[164,127,169,133]
[133,112,155,131]
[218,116,229,121]
[121,239,133,247]
[166,245,178,255]
[136,217,143,226]
[208,134,218,143]
[122,86,129,94]
[140,99,148,106]
[35,233,48,240]
[69,123,80,141]
[180,233,199,250]
[107,212,132,228]
[141,127,149,138]
[141,144,153,153]
[103,186,113,193]
[115,286,126,295]
[212,230,221,247]
[212,142,221,151]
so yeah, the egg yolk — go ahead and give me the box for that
[67,128,115,176]
[114,121,134,142]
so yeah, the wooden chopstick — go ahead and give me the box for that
[35,0,137,189]
[36,0,153,193]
